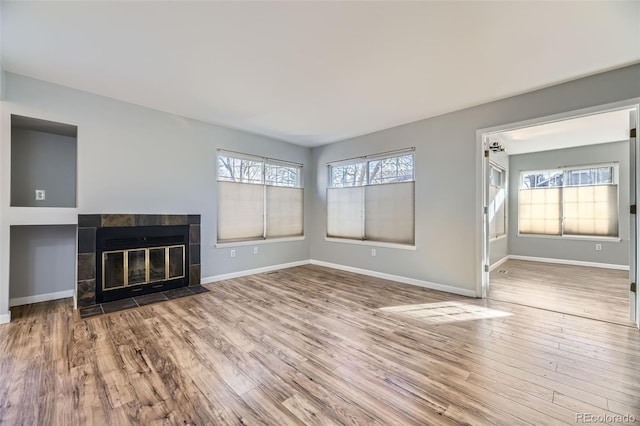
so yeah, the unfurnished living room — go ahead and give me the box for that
[0,1,639,424]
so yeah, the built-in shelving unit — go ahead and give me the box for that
[10,115,78,223]
[8,115,79,307]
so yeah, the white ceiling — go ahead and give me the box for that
[493,109,634,155]
[1,1,639,147]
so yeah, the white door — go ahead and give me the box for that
[483,140,491,298]
[630,110,638,325]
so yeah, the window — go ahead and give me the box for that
[519,164,618,238]
[327,149,415,245]
[489,164,506,239]
[217,151,303,243]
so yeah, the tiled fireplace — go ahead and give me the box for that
[77,214,201,308]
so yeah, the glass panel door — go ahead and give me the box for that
[103,251,125,289]
[168,246,185,279]
[128,249,147,285]
[149,248,166,282]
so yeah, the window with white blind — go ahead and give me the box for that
[217,151,303,243]
[327,150,415,246]
[489,164,507,239]
[518,163,618,238]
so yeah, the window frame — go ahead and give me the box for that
[517,162,620,240]
[489,162,507,241]
[326,149,416,248]
[328,151,415,188]
[216,150,304,246]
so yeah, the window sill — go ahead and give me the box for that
[516,234,621,242]
[325,237,416,250]
[216,236,305,248]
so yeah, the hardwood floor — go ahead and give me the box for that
[489,260,631,325]
[1,264,639,425]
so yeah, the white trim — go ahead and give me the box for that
[8,207,78,226]
[508,255,629,271]
[9,289,74,307]
[202,260,310,283]
[215,236,305,248]
[476,98,640,299]
[490,256,510,271]
[0,312,11,324]
[479,99,640,139]
[516,233,622,242]
[325,237,416,250]
[490,234,508,242]
[201,258,476,298]
[309,260,477,298]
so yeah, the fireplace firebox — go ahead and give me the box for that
[96,225,190,303]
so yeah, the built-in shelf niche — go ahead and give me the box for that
[11,115,77,208]
[9,225,76,307]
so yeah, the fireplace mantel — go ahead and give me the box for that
[77,214,201,308]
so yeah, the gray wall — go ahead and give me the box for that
[489,150,509,266]
[9,225,76,300]
[4,72,312,281]
[310,64,640,293]
[508,141,629,266]
[11,128,77,207]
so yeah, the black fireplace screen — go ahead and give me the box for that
[95,224,190,303]
[102,245,185,291]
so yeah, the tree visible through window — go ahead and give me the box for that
[217,151,303,243]
[327,150,415,245]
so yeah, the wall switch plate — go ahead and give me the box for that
[371,248,376,257]
[595,244,602,251]
[230,249,236,258]
[35,189,45,201]
[253,246,259,255]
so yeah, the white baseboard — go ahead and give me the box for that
[9,289,74,307]
[202,260,311,283]
[0,312,11,324]
[508,255,629,271]
[490,256,510,271]
[201,258,476,298]
[309,260,477,298]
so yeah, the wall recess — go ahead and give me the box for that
[11,115,77,208]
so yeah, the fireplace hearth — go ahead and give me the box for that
[77,214,201,308]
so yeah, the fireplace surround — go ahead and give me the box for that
[77,214,201,308]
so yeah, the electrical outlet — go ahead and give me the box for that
[230,249,236,258]
[253,246,259,255]
[35,189,45,201]
[595,244,602,251]
[371,248,376,257]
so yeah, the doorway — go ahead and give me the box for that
[477,100,640,326]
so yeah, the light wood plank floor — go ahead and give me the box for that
[1,264,639,425]
[490,260,631,325]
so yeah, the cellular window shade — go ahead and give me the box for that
[518,188,561,235]
[218,181,264,241]
[266,186,303,238]
[364,181,415,244]
[327,187,364,239]
[563,185,618,237]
